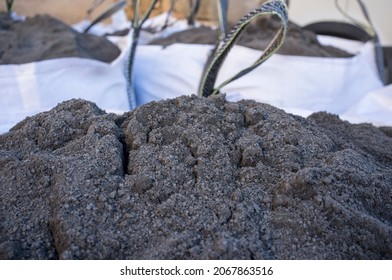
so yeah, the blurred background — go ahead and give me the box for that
[1,0,390,44]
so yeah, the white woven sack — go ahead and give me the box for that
[133,35,389,126]
[0,35,131,135]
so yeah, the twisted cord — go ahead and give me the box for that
[198,0,288,97]
[84,0,126,33]
[5,0,15,14]
[187,0,201,26]
[217,0,229,40]
[125,0,159,110]
[335,0,386,84]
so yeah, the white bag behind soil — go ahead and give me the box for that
[134,37,389,126]
[0,12,201,134]
[0,13,132,134]
[0,51,130,134]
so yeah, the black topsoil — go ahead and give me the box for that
[0,96,391,259]
[0,13,120,64]
[150,17,352,58]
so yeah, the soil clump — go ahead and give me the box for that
[0,96,391,259]
[0,13,120,64]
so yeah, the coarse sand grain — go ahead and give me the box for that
[0,95,391,259]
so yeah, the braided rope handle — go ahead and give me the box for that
[84,0,127,33]
[163,0,200,31]
[188,0,201,26]
[132,0,159,29]
[217,0,229,40]
[86,0,107,20]
[198,0,288,98]
[335,0,386,84]
[5,0,15,14]
[162,0,176,30]
[125,0,159,109]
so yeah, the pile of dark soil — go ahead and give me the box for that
[150,17,352,58]
[1,96,391,259]
[0,13,120,64]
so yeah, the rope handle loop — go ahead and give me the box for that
[335,0,386,84]
[5,0,15,14]
[198,0,289,98]
[132,0,159,29]
[126,0,159,110]
[84,0,127,33]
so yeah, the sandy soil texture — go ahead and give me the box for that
[0,96,391,259]
[0,13,120,64]
[150,17,352,58]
